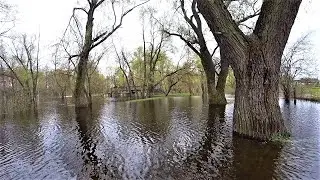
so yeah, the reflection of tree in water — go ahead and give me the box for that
[133,99,170,136]
[175,104,233,179]
[75,103,122,179]
[197,105,233,179]
[75,107,99,179]
[182,104,283,179]
[231,138,283,180]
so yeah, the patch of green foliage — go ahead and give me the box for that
[271,131,291,143]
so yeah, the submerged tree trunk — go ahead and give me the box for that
[232,46,286,140]
[281,76,292,103]
[198,0,302,140]
[75,54,90,107]
[215,48,229,105]
[74,8,94,108]
[283,84,291,103]
[201,49,227,105]
[293,85,297,105]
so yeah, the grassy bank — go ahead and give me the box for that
[295,85,320,102]
[295,97,320,103]
[126,93,194,103]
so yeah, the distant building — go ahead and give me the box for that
[294,78,319,85]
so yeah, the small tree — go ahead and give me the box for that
[281,33,315,102]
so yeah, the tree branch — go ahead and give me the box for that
[164,30,201,57]
[236,12,260,25]
[74,7,88,14]
[91,0,151,50]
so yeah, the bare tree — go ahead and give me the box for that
[115,47,132,98]
[140,8,170,97]
[0,34,40,108]
[62,0,150,108]
[114,47,138,99]
[0,0,15,37]
[281,33,315,102]
[198,0,302,140]
[52,43,74,101]
[164,0,226,105]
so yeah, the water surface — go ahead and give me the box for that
[0,97,319,179]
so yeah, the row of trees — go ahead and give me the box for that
[0,34,108,111]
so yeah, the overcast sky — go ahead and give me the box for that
[9,0,320,77]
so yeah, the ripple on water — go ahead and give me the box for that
[0,98,319,179]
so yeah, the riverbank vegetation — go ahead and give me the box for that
[0,0,315,141]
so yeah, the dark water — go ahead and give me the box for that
[0,96,319,180]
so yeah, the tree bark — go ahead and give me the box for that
[232,45,287,140]
[197,0,302,140]
[74,8,94,108]
[215,48,229,105]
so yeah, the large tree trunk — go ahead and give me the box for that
[232,46,286,140]
[197,0,302,140]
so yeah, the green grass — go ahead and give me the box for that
[271,132,291,143]
[309,87,320,97]
[295,85,320,101]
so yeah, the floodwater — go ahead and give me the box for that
[0,96,319,180]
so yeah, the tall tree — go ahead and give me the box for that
[140,8,184,98]
[164,0,228,105]
[197,0,302,140]
[64,0,149,107]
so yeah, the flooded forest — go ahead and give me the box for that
[0,0,319,179]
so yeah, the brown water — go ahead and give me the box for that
[0,96,319,179]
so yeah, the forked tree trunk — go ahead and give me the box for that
[198,0,302,140]
[201,50,227,105]
[166,0,228,105]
